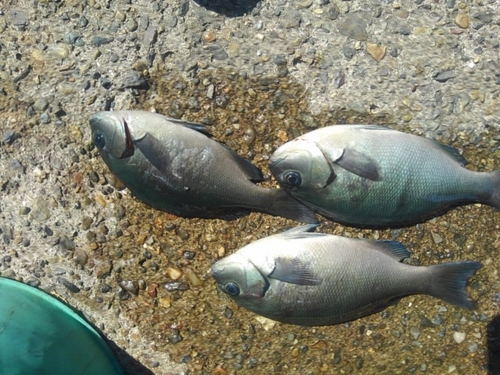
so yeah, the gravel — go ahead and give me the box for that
[0,1,499,374]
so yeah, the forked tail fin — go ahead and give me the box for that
[427,261,482,309]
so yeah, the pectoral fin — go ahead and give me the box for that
[134,132,171,174]
[322,146,381,181]
[269,257,322,286]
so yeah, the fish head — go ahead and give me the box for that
[269,139,335,191]
[89,111,135,160]
[211,253,269,305]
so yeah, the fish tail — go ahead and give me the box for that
[427,261,482,309]
[268,189,319,224]
[486,170,500,209]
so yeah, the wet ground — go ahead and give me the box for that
[1,1,500,374]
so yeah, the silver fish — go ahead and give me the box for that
[211,225,481,326]
[269,125,500,228]
[89,110,317,222]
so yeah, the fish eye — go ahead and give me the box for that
[283,171,302,188]
[224,282,240,296]
[93,133,105,148]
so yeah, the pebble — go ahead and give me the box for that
[2,129,16,144]
[47,44,70,59]
[92,35,114,47]
[63,31,84,46]
[58,277,80,293]
[164,281,189,292]
[9,9,29,30]
[337,13,368,41]
[453,331,466,344]
[32,198,51,222]
[297,112,319,129]
[73,249,88,266]
[119,280,139,296]
[176,227,190,240]
[143,26,158,47]
[243,128,256,145]
[431,232,443,244]
[332,69,346,88]
[434,70,455,82]
[1,269,16,279]
[366,42,386,62]
[455,14,469,29]
[185,268,203,287]
[95,260,112,279]
[167,267,183,280]
[224,307,233,319]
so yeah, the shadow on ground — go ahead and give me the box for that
[108,340,155,375]
[488,315,500,375]
[192,0,261,16]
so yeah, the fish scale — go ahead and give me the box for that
[211,225,482,326]
[269,125,500,228]
[89,110,318,223]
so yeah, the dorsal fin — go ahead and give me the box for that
[370,240,411,261]
[432,141,468,166]
[168,118,213,138]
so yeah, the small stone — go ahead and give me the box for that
[19,206,30,215]
[431,232,443,244]
[58,277,80,293]
[410,326,421,340]
[164,281,189,292]
[176,227,189,240]
[95,260,112,279]
[332,69,346,88]
[119,280,139,295]
[1,269,16,279]
[453,331,466,344]
[297,112,319,129]
[367,42,386,62]
[115,10,126,22]
[434,70,455,82]
[338,13,368,41]
[167,267,183,280]
[158,297,171,308]
[73,249,88,266]
[202,30,216,42]
[182,251,195,260]
[207,84,215,99]
[59,234,75,251]
[185,268,203,287]
[143,26,157,47]
[224,306,233,319]
[455,13,469,29]
[81,217,93,230]
[243,128,256,145]
[63,31,84,46]
[92,35,114,47]
[169,334,183,344]
[2,129,16,144]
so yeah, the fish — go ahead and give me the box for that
[89,110,318,223]
[269,125,500,228]
[211,225,482,326]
